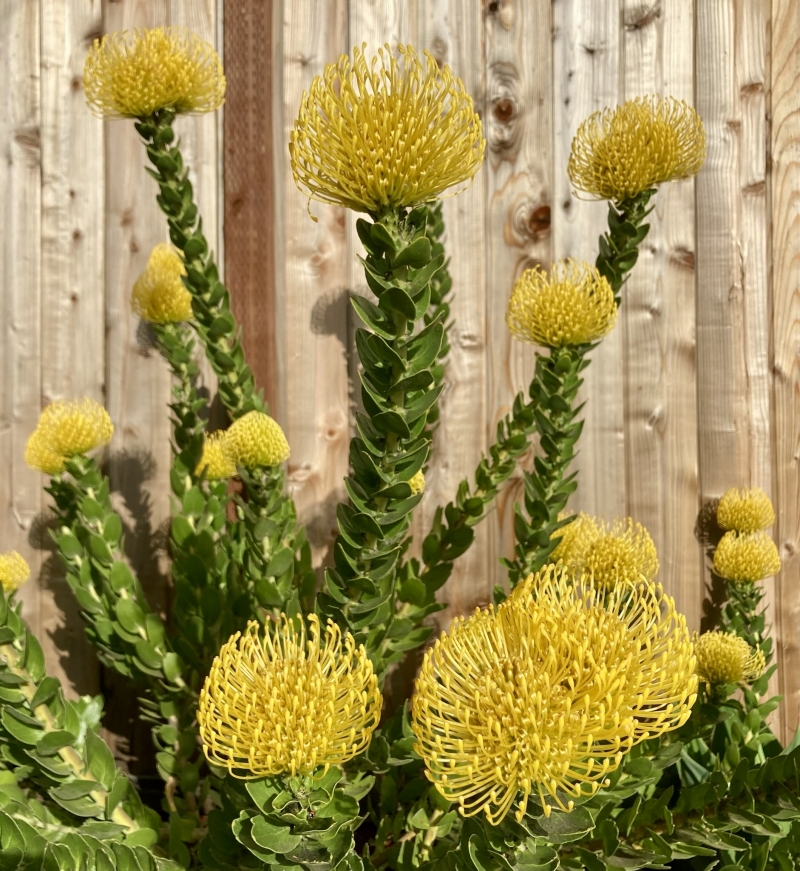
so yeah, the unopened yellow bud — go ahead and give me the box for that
[224,411,290,469]
[132,244,192,324]
[694,631,765,687]
[717,487,775,534]
[0,551,31,594]
[714,531,781,583]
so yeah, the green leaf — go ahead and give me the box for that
[108,561,136,593]
[86,730,117,789]
[392,236,431,269]
[24,633,46,681]
[2,707,44,745]
[36,730,76,756]
[51,779,104,801]
[162,652,184,684]
[116,599,146,636]
[381,287,417,320]
[249,815,302,854]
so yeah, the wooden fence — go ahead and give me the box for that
[1,0,799,768]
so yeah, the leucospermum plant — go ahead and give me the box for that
[0,26,797,871]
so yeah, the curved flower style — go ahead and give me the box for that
[131,244,193,324]
[198,616,382,778]
[568,96,706,201]
[24,429,67,475]
[717,487,775,535]
[694,630,765,688]
[550,511,600,563]
[714,531,781,583]
[412,565,696,824]
[83,27,226,119]
[584,517,659,588]
[25,399,113,473]
[506,261,617,348]
[0,551,31,594]
[195,431,236,481]
[290,43,485,215]
[224,411,290,468]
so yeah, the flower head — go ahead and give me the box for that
[717,487,775,534]
[584,518,659,588]
[198,616,382,778]
[290,43,485,215]
[507,261,617,348]
[224,411,290,468]
[694,631,765,688]
[24,429,67,475]
[196,431,236,480]
[408,469,425,495]
[83,27,225,119]
[412,565,696,824]
[131,244,192,324]
[26,399,113,469]
[713,531,781,583]
[568,96,706,201]
[0,552,31,594]
[550,511,600,564]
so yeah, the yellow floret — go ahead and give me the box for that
[83,27,225,118]
[717,487,775,534]
[24,429,67,475]
[131,244,192,324]
[0,551,31,594]
[550,511,600,564]
[694,631,765,687]
[408,470,425,495]
[584,518,659,588]
[568,96,706,201]
[713,531,781,583]
[195,431,236,481]
[290,44,485,215]
[507,260,617,348]
[224,411,290,469]
[32,398,113,460]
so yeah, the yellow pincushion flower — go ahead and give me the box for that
[714,531,781,583]
[550,511,600,564]
[717,487,775,534]
[24,429,67,475]
[412,565,696,824]
[408,470,425,495]
[568,96,706,201]
[694,631,765,688]
[131,244,193,324]
[198,616,382,778]
[584,517,659,588]
[506,261,617,348]
[26,399,113,470]
[83,27,225,119]
[224,411,290,469]
[195,431,236,480]
[290,43,485,215]
[0,551,31,594]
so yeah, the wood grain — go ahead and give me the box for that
[770,0,800,739]
[620,0,703,627]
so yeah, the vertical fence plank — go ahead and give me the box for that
[0,0,42,644]
[278,1,350,566]
[620,1,702,626]
[771,0,800,742]
[552,0,625,521]
[39,0,105,697]
[484,0,553,585]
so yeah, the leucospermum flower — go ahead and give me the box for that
[131,244,192,324]
[717,487,775,534]
[83,27,225,119]
[24,429,67,475]
[412,565,696,824]
[25,399,113,474]
[506,261,617,348]
[224,411,290,468]
[195,431,236,480]
[290,43,485,215]
[0,551,31,594]
[198,616,382,778]
[584,517,659,588]
[550,511,600,564]
[408,469,425,495]
[714,531,781,583]
[694,631,765,688]
[568,96,706,202]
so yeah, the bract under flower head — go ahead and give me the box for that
[224,411,290,469]
[0,551,31,594]
[411,565,696,825]
[132,244,192,324]
[31,399,113,461]
[290,43,485,215]
[198,616,382,778]
[713,530,781,583]
[24,429,66,475]
[717,487,775,534]
[83,27,226,119]
[506,260,617,348]
[694,630,765,688]
[195,431,236,481]
[568,96,706,201]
